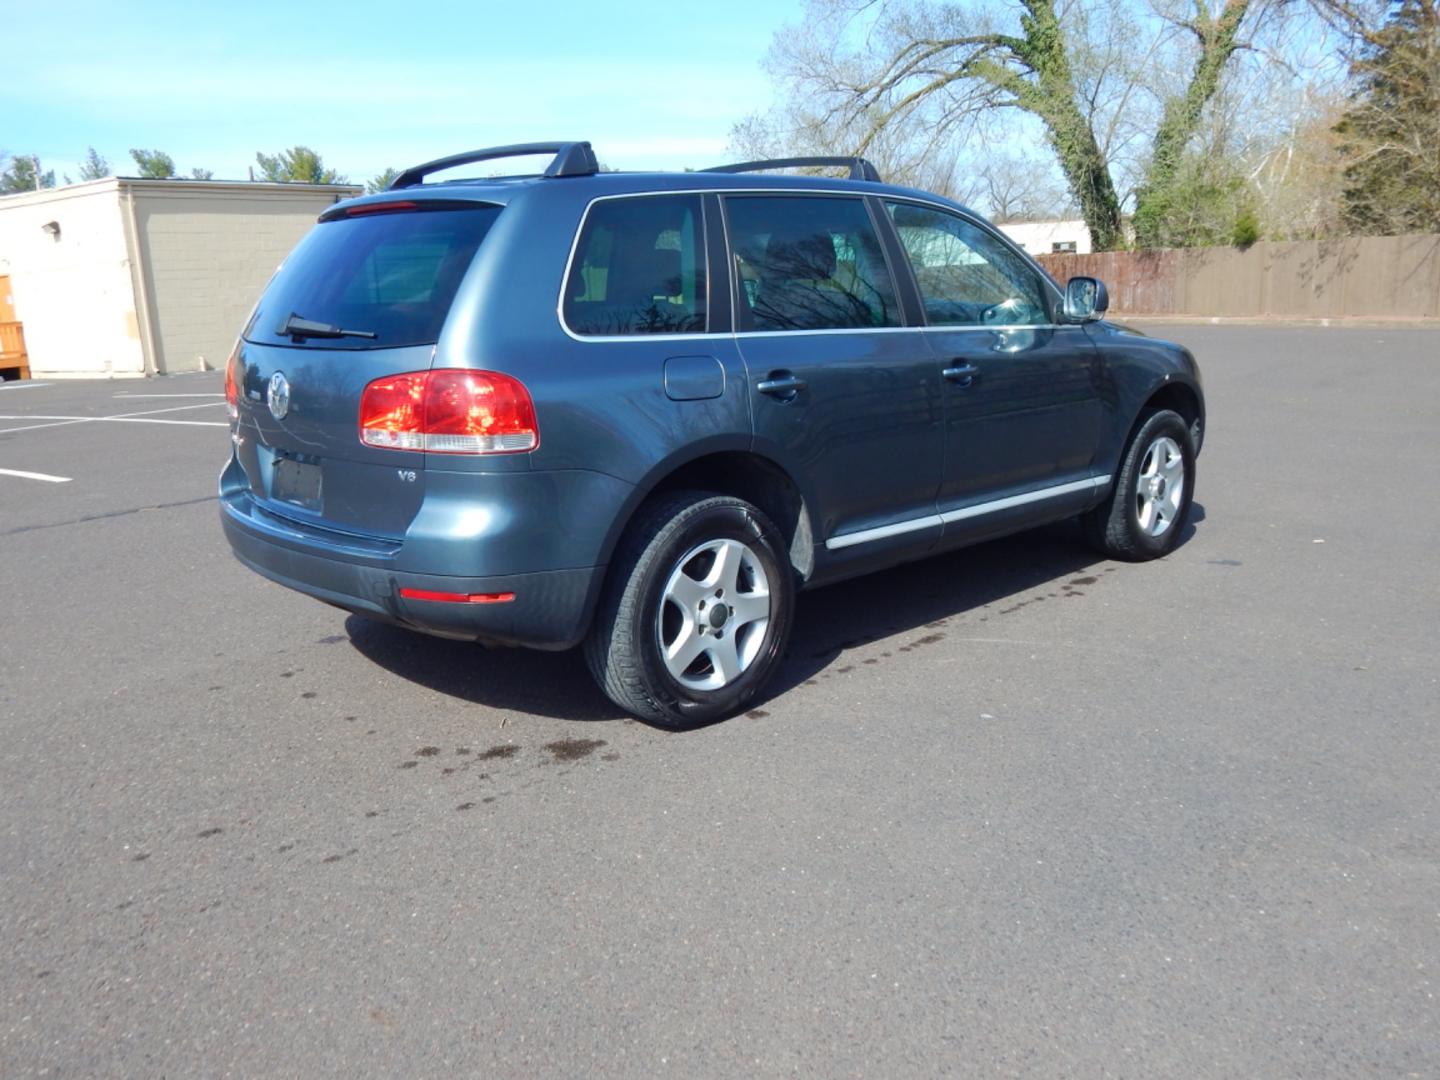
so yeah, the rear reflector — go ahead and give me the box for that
[399,588,516,604]
[360,369,538,454]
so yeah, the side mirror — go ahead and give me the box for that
[1064,276,1109,322]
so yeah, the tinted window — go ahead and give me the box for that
[246,204,501,349]
[564,195,706,335]
[886,202,1051,327]
[725,196,899,331]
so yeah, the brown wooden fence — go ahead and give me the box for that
[1036,234,1440,320]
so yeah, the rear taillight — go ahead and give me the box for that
[224,345,240,422]
[359,369,538,454]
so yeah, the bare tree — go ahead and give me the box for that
[729,97,987,204]
[977,152,1077,221]
[1130,0,1253,245]
[740,0,1295,250]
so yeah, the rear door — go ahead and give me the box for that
[232,201,501,538]
[723,194,944,554]
[882,200,1108,531]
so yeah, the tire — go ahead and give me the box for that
[585,491,795,729]
[1083,409,1196,561]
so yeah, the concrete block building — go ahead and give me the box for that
[0,177,361,378]
[997,219,1094,256]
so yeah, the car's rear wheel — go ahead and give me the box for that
[1084,409,1195,561]
[585,492,794,728]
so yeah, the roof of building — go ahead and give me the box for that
[0,176,362,211]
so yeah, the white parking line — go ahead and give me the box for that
[113,392,225,399]
[0,467,72,483]
[0,402,228,434]
[0,382,51,391]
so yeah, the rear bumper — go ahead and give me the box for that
[220,491,603,650]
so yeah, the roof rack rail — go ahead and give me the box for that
[701,155,882,183]
[389,142,599,189]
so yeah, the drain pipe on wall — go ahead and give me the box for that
[121,182,161,377]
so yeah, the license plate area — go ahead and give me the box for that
[272,454,323,511]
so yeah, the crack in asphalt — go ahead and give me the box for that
[0,494,218,537]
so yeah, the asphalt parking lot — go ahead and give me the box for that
[1,324,1437,1077]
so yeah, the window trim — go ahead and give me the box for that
[556,188,1075,343]
[702,194,734,334]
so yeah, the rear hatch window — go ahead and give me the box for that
[244,202,502,350]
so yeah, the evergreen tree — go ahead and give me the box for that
[366,167,399,193]
[77,147,111,181]
[0,154,55,193]
[1335,0,1440,234]
[255,146,345,184]
[130,149,177,178]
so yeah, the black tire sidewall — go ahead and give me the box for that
[1118,410,1195,558]
[630,499,793,723]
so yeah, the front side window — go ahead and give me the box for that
[564,195,706,336]
[725,196,900,332]
[886,202,1051,327]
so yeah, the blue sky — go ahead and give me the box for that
[3,0,803,185]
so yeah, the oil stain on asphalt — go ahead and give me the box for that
[544,738,606,762]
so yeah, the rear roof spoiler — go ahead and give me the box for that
[702,156,882,183]
[389,142,599,189]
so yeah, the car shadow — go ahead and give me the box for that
[344,503,1205,727]
[344,614,624,722]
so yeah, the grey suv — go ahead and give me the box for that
[220,141,1204,727]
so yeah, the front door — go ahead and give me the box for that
[882,201,1108,529]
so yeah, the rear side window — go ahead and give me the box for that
[564,195,707,336]
[245,204,501,350]
[725,196,900,332]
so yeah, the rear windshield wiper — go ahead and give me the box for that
[277,312,378,342]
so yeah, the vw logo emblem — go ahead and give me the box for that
[267,371,290,420]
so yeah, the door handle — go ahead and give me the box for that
[943,363,980,387]
[757,373,807,399]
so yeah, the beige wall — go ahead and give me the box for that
[1038,235,1440,320]
[129,184,358,374]
[0,180,146,377]
[0,178,360,378]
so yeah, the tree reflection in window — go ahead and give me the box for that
[727,196,899,332]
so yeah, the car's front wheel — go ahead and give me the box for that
[1084,408,1196,560]
[585,492,794,728]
